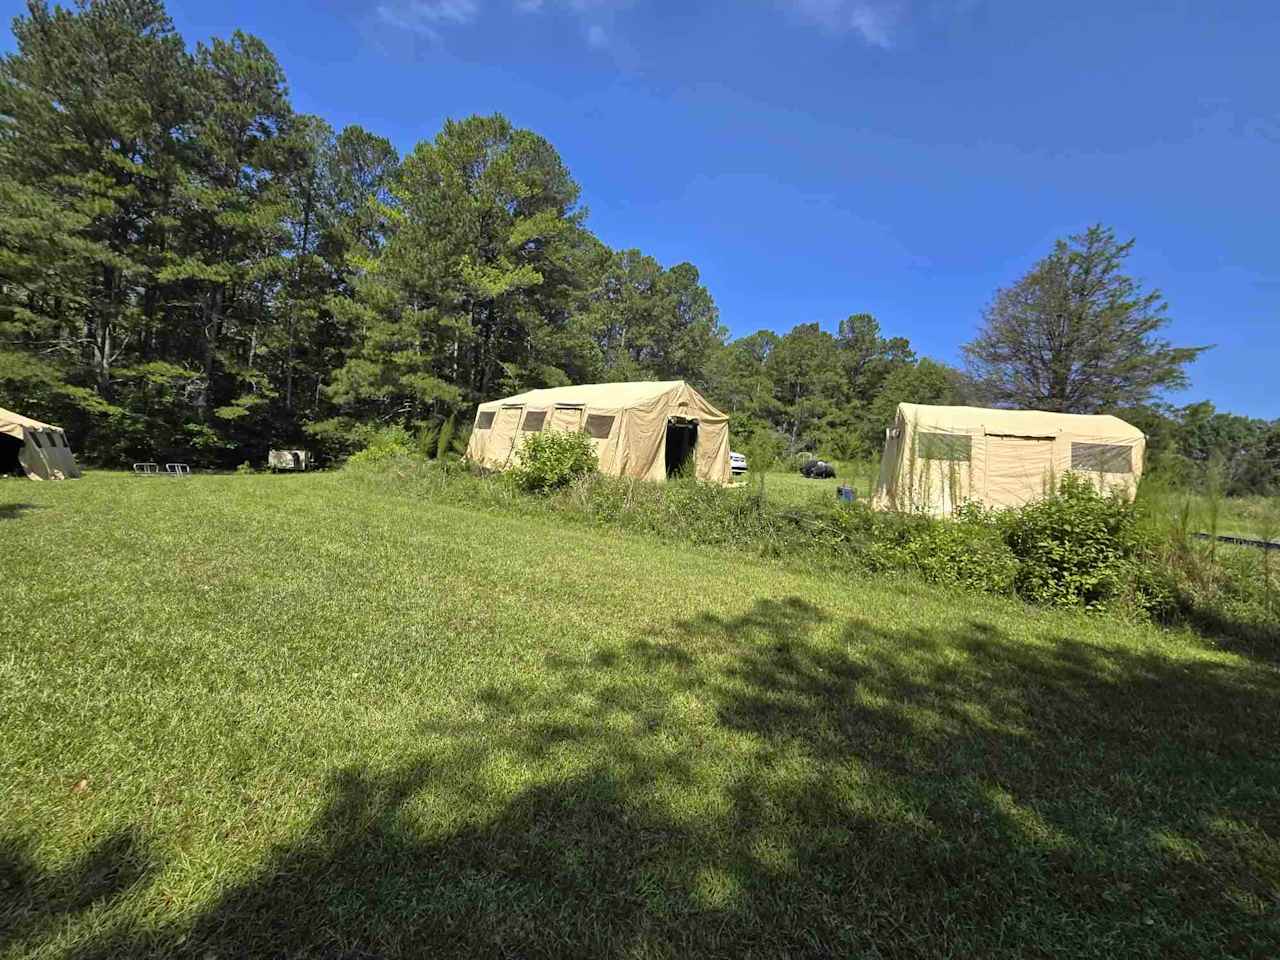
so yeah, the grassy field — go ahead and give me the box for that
[752,461,879,510]
[2,472,1279,959]
[1169,493,1280,542]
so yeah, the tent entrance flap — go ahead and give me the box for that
[665,418,698,478]
[0,434,21,475]
[549,405,584,433]
[985,436,1056,503]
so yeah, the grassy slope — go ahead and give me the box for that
[2,473,1278,959]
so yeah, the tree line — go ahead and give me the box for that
[1,1,1274,493]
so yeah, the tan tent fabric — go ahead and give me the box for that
[0,407,82,481]
[873,402,1144,515]
[465,380,731,483]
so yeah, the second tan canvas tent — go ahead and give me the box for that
[873,402,1144,515]
[465,380,732,483]
[0,407,81,480]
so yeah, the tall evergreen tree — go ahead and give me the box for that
[325,114,593,433]
[0,0,192,423]
[963,225,1206,413]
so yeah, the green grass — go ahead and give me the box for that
[1193,495,1280,542]
[2,472,1279,959]
[754,462,878,510]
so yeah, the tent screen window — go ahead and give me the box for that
[585,414,615,439]
[1072,442,1131,473]
[522,411,546,432]
[475,411,495,430]
[916,432,970,462]
[30,432,42,449]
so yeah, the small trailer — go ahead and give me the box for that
[268,449,310,472]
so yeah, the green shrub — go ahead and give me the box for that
[416,422,440,460]
[436,415,457,461]
[900,506,1019,594]
[820,502,1018,594]
[347,425,415,467]
[1000,472,1170,613]
[511,430,598,493]
[235,461,254,475]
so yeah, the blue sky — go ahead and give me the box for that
[5,1,1278,416]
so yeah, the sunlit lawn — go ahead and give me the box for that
[754,462,878,510]
[1178,493,1280,542]
[2,472,1278,958]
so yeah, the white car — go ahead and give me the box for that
[729,451,748,475]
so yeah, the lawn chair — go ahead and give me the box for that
[165,463,191,478]
[132,462,160,477]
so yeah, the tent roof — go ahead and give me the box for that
[477,380,714,412]
[897,402,1144,440]
[0,406,64,440]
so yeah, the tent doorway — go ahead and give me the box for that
[0,434,22,476]
[985,436,1056,503]
[665,418,698,478]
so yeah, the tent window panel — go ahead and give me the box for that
[916,432,970,462]
[585,414,615,440]
[1072,442,1132,474]
[522,411,546,432]
[475,411,495,430]
[29,431,42,449]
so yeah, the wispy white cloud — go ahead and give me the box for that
[781,0,906,47]
[377,2,940,53]
[585,23,609,48]
[514,0,630,51]
[377,0,480,39]
[376,0,626,49]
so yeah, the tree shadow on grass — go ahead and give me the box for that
[0,502,38,521]
[26,598,1280,958]
[1181,602,1280,666]
[0,828,153,953]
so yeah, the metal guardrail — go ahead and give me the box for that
[1192,532,1280,552]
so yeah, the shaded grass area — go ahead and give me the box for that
[2,473,1279,958]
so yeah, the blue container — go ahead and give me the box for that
[837,485,855,503]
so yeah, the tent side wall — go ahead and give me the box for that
[874,404,1145,514]
[872,409,907,510]
[464,381,731,484]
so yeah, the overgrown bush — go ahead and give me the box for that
[511,430,598,493]
[804,501,1017,593]
[415,422,440,460]
[436,415,457,461]
[1140,479,1280,643]
[412,416,469,462]
[890,504,1019,594]
[347,425,415,467]
[1000,472,1171,614]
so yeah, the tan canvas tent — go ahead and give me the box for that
[0,407,81,480]
[466,381,732,483]
[873,402,1144,515]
